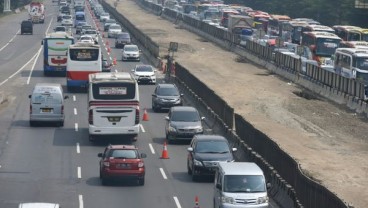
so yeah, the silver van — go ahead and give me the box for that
[29,83,68,127]
[214,162,270,208]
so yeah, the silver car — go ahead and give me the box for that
[29,83,68,127]
[107,24,122,38]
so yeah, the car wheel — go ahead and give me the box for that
[187,161,192,175]
[152,103,157,112]
[138,177,145,186]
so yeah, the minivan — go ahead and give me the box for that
[21,20,33,35]
[29,83,68,127]
[214,162,270,208]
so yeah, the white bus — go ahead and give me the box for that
[88,72,140,142]
[334,48,368,82]
[66,42,101,91]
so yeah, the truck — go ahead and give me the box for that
[28,2,45,24]
[228,15,254,34]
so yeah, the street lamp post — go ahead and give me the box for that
[3,0,11,12]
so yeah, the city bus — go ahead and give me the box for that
[219,8,239,28]
[301,24,335,34]
[357,28,368,42]
[88,72,140,142]
[339,41,368,49]
[66,42,102,90]
[74,11,85,27]
[333,25,362,41]
[281,20,309,44]
[301,31,342,66]
[333,48,368,82]
[267,14,291,36]
[42,32,74,76]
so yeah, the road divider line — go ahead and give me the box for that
[0,29,20,52]
[79,195,84,208]
[27,47,43,84]
[173,196,182,208]
[45,17,54,35]
[76,143,80,154]
[149,143,155,154]
[159,168,168,180]
[77,167,82,179]
[139,124,145,132]
[75,123,78,132]
[73,95,76,101]
[74,108,77,115]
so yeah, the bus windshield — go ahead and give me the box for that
[69,48,99,61]
[316,38,340,57]
[355,57,368,71]
[92,82,136,100]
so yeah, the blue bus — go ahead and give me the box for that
[42,32,74,76]
[75,11,86,27]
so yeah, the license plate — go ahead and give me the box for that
[108,117,121,122]
[42,108,52,113]
[118,163,130,168]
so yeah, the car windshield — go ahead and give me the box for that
[110,25,121,30]
[85,30,96,35]
[106,19,116,23]
[224,175,266,193]
[171,110,200,122]
[157,86,179,96]
[63,16,72,20]
[31,93,62,104]
[108,149,137,159]
[195,141,230,153]
[80,36,92,40]
[117,33,130,38]
[82,26,92,29]
[55,27,65,31]
[135,65,152,72]
[125,46,139,52]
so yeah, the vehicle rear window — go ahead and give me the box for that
[224,175,266,193]
[157,86,179,96]
[108,149,137,158]
[171,110,199,122]
[92,82,136,100]
[195,141,229,153]
[117,33,130,38]
[32,93,62,104]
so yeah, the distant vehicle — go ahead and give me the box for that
[103,19,117,31]
[80,24,93,34]
[115,32,131,48]
[98,144,146,185]
[107,24,122,38]
[88,72,140,142]
[74,11,85,27]
[131,64,156,84]
[187,135,237,181]
[20,20,33,35]
[79,35,95,44]
[42,32,74,76]
[99,12,110,22]
[61,14,73,27]
[333,48,368,83]
[29,83,69,127]
[18,202,60,208]
[333,25,362,41]
[75,21,87,34]
[101,59,113,72]
[152,83,183,112]
[28,1,45,23]
[54,25,66,32]
[165,106,205,143]
[122,44,141,61]
[82,29,98,44]
[339,41,368,49]
[66,42,102,90]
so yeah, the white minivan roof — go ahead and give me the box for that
[218,162,264,175]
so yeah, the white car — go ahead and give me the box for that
[79,35,95,44]
[122,44,140,61]
[99,12,110,22]
[18,202,60,208]
[61,15,73,27]
[131,64,156,84]
[82,29,98,43]
[107,24,122,38]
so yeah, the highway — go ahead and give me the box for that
[0,1,282,208]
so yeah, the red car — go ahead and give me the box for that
[98,145,147,185]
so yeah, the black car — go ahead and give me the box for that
[75,22,87,34]
[187,135,237,181]
[21,20,33,35]
[115,32,131,48]
[152,84,183,112]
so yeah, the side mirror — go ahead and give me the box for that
[165,116,169,121]
[216,183,222,190]
[97,153,103,157]
[64,95,69,99]
[28,95,31,98]
[140,153,147,158]
[131,69,135,72]
[201,117,205,120]
[232,148,237,152]
[187,147,193,152]
[152,94,157,97]
[180,93,184,97]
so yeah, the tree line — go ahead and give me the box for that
[225,0,368,28]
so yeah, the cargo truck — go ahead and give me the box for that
[28,2,45,24]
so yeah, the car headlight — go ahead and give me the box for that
[257,196,268,204]
[193,159,203,166]
[221,196,235,204]
[168,124,177,132]
[195,126,203,133]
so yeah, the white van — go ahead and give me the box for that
[214,162,270,208]
[88,72,140,141]
[29,83,68,127]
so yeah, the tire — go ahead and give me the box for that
[191,166,198,181]
[152,103,157,112]
[58,121,64,127]
[138,177,145,186]
[187,161,192,175]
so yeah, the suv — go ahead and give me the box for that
[115,32,131,48]
[21,20,33,35]
[165,106,205,143]
[152,84,183,112]
[98,145,147,186]
[187,135,237,181]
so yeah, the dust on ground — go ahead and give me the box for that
[108,0,368,207]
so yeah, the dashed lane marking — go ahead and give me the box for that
[159,168,168,180]
[149,143,155,154]
[173,196,182,208]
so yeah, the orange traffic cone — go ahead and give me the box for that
[142,108,149,121]
[160,141,169,159]
[107,47,111,53]
[194,196,200,208]
[113,57,117,65]
[106,40,109,46]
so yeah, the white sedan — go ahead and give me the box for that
[122,44,140,61]
[79,35,95,44]
[107,24,122,38]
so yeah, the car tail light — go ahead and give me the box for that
[138,161,144,168]
[135,106,140,125]
[88,109,93,125]
[103,160,110,167]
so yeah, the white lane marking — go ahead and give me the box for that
[75,123,79,132]
[27,47,43,84]
[79,195,84,208]
[73,95,76,101]
[74,108,77,115]
[45,17,54,35]
[0,30,19,52]
[77,167,82,178]
[0,79,9,86]
[159,168,168,180]
[109,57,112,61]
[114,69,117,73]
[76,143,80,154]
[139,124,145,132]
[149,143,155,154]
[173,196,182,208]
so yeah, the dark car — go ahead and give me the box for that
[75,22,87,34]
[104,19,117,31]
[165,106,205,143]
[152,84,183,112]
[21,20,33,35]
[98,145,147,186]
[74,5,84,12]
[187,135,237,181]
[115,32,131,48]
[102,59,113,72]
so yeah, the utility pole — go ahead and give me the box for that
[3,0,11,12]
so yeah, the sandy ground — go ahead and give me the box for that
[106,0,368,207]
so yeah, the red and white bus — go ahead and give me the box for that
[220,8,239,28]
[66,42,102,90]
